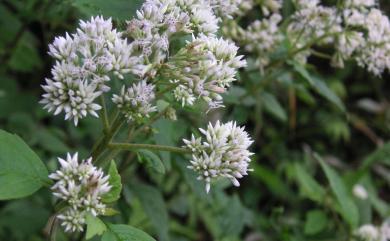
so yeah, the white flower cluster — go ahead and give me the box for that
[288,0,390,75]
[243,13,283,71]
[41,16,144,125]
[112,81,157,122]
[42,0,246,126]
[183,121,253,192]
[128,0,246,109]
[230,0,390,76]
[354,221,390,241]
[210,0,254,18]
[288,0,342,64]
[339,2,390,76]
[127,0,219,75]
[168,35,246,108]
[259,0,282,16]
[49,153,111,232]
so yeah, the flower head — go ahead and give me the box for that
[49,153,111,232]
[183,121,253,192]
[112,80,157,122]
[42,16,144,125]
[166,35,246,108]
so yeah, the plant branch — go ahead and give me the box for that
[108,142,191,154]
[100,95,110,132]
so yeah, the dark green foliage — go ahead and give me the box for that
[0,0,389,241]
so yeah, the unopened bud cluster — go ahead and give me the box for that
[49,153,111,232]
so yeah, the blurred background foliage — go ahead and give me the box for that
[0,0,389,241]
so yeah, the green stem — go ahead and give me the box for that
[100,95,110,132]
[91,113,125,161]
[108,142,191,154]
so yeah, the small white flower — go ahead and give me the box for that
[345,0,376,8]
[355,225,380,241]
[184,121,253,192]
[191,7,219,35]
[112,81,157,122]
[353,184,368,200]
[57,208,86,233]
[380,222,390,241]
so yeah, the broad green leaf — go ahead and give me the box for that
[175,157,210,201]
[131,182,169,241]
[362,142,390,169]
[290,61,313,85]
[103,208,120,216]
[103,224,156,241]
[317,154,359,228]
[9,32,42,73]
[36,128,68,153]
[102,161,122,203]
[72,0,143,21]
[86,213,107,240]
[252,163,291,199]
[290,61,345,111]
[304,210,328,235]
[0,200,50,240]
[0,129,49,200]
[156,100,170,112]
[137,150,165,174]
[293,163,326,203]
[223,86,247,104]
[311,76,345,112]
[261,92,287,122]
[218,195,247,237]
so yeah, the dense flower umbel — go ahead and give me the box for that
[127,0,219,77]
[166,35,246,108]
[183,121,253,193]
[210,0,254,18]
[49,153,111,232]
[112,81,157,122]
[41,16,144,125]
[243,13,283,71]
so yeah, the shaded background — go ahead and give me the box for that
[0,0,389,241]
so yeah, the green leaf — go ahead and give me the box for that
[362,142,390,169]
[103,224,156,241]
[304,210,328,235]
[0,129,49,200]
[311,76,345,112]
[102,161,122,203]
[72,0,143,21]
[9,32,42,73]
[131,182,169,241]
[290,61,345,111]
[290,61,313,85]
[252,163,291,199]
[137,150,165,174]
[293,163,326,203]
[103,208,120,216]
[86,213,107,240]
[261,92,287,122]
[156,100,170,112]
[317,154,359,228]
